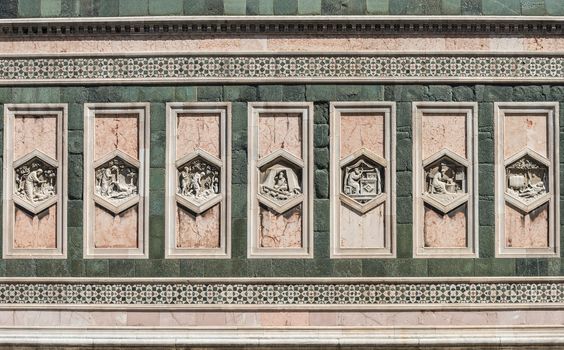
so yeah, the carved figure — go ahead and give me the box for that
[177,158,220,202]
[424,159,465,198]
[342,159,382,203]
[15,160,56,204]
[260,165,301,201]
[431,163,455,194]
[506,156,547,201]
[95,158,138,201]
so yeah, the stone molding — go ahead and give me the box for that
[0,16,564,38]
[165,102,232,259]
[494,102,560,258]
[0,327,562,347]
[412,102,478,258]
[2,53,564,84]
[83,103,150,259]
[247,102,314,258]
[2,104,67,259]
[329,102,396,258]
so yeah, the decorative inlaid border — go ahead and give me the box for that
[2,53,564,84]
[0,278,560,309]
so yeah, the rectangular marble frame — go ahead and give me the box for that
[83,103,150,259]
[494,102,560,258]
[247,102,314,259]
[412,102,478,258]
[165,102,231,259]
[329,102,396,258]
[2,104,67,259]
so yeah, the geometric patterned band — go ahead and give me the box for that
[0,280,561,306]
[1,55,563,82]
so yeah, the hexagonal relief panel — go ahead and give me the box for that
[14,153,58,214]
[340,150,386,214]
[505,151,550,212]
[423,154,468,214]
[94,150,139,214]
[258,150,304,214]
[176,151,222,214]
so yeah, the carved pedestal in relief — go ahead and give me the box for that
[3,105,67,258]
[248,103,313,258]
[330,103,395,258]
[413,103,477,257]
[165,103,230,258]
[84,104,149,258]
[495,103,559,257]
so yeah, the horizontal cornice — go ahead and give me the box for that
[0,15,563,37]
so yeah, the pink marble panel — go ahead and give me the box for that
[339,203,385,248]
[94,114,139,160]
[525,37,564,52]
[259,204,302,248]
[13,310,60,327]
[176,113,220,159]
[194,312,227,326]
[94,205,138,249]
[422,113,467,160]
[3,37,553,55]
[423,204,467,248]
[505,203,549,248]
[444,38,489,51]
[175,204,221,249]
[504,114,548,159]
[259,312,310,326]
[258,113,302,159]
[9,309,564,328]
[340,113,385,159]
[159,311,197,327]
[267,37,447,52]
[127,312,161,326]
[13,205,57,249]
[13,115,58,160]
[59,311,127,327]
[0,311,14,327]
[309,312,338,326]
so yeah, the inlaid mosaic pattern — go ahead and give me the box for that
[2,55,564,82]
[0,280,561,306]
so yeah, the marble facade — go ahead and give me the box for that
[0,1,562,348]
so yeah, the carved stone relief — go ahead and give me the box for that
[424,157,466,206]
[166,104,230,258]
[14,157,57,207]
[174,149,223,215]
[330,106,395,258]
[3,106,66,258]
[84,105,149,258]
[342,157,383,204]
[495,103,558,257]
[256,149,304,215]
[249,104,312,258]
[95,157,138,204]
[260,165,302,202]
[177,157,220,203]
[505,155,548,203]
[413,103,477,257]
